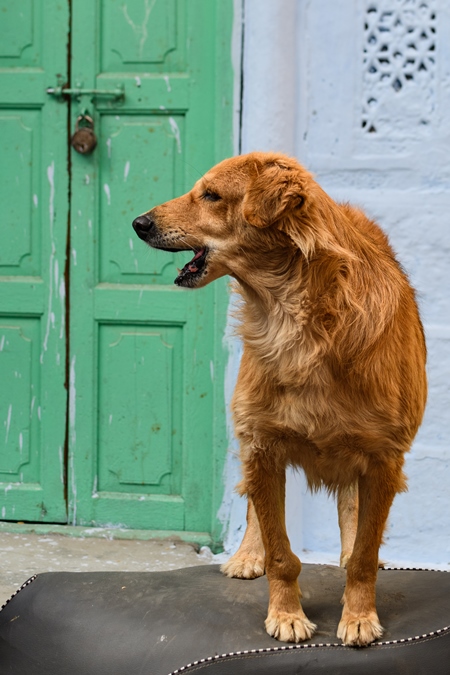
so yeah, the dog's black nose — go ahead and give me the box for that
[132,214,154,240]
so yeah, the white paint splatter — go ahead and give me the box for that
[169,117,182,153]
[69,355,77,524]
[69,355,76,447]
[106,137,112,158]
[1,507,5,519]
[92,475,98,497]
[59,446,64,484]
[88,219,93,232]
[37,406,41,421]
[33,194,38,207]
[0,335,4,351]
[210,360,214,382]
[70,450,77,525]
[54,259,59,287]
[109,414,113,425]
[30,396,36,417]
[124,160,130,181]
[59,278,65,339]
[19,432,23,453]
[159,105,166,111]
[122,0,156,58]
[135,76,141,87]
[85,174,90,185]
[129,238,134,251]
[42,162,56,363]
[104,183,111,205]
[5,404,12,444]
[163,75,171,92]
[72,249,77,266]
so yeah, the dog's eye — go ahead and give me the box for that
[202,190,221,202]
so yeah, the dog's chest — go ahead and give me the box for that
[237,297,339,435]
[247,321,322,388]
[236,348,334,439]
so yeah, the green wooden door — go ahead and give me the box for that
[0,0,233,542]
[0,1,69,522]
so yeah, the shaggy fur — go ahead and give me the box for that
[133,152,427,647]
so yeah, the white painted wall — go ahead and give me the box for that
[220,0,450,568]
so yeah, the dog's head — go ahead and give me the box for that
[132,152,314,288]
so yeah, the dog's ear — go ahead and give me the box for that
[242,159,306,228]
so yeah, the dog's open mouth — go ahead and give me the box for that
[174,248,208,287]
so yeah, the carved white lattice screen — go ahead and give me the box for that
[362,0,437,134]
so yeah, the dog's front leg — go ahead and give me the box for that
[221,497,265,579]
[243,450,316,643]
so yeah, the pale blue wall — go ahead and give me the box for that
[221,0,450,567]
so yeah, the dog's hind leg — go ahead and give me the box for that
[337,456,404,646]
[221,497,265,579]
[337,482,358,568]
[338,483,385,570]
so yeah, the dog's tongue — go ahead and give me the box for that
[192,249,205,261]
[187,248,206,273]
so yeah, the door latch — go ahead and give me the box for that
[47,84,124,101]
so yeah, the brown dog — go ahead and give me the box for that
[132,152,427,647]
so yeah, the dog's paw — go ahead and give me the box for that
[220,554,265,579]
[265,609,316,643]
[337,613,383,647]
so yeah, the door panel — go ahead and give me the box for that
[99,113,185,284]
[0,1,68,521]
[0,111,38,274]
[97,324,182,495]
[100,0,183,71]
[69,0,232,533]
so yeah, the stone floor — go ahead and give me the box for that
[0,531,226,607]
[1,531,447,609]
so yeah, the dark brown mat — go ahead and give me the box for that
[0,564,448,674]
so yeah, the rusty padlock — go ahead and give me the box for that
[71,114,97,155]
